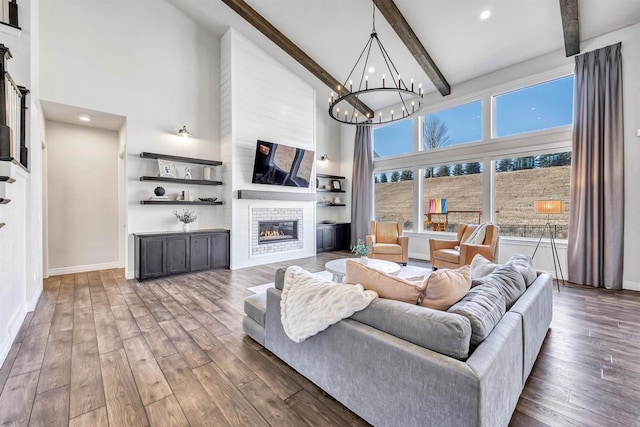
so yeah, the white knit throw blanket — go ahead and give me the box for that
[281,266,378,343]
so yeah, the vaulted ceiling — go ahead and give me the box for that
[168,0,640,106]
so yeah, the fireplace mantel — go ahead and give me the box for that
[237,190,315,201]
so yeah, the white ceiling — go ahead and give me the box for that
[168,0,640,107]
[41,100,126,131]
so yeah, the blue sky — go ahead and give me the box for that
[374,75,574,157]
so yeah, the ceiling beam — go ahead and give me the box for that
[219,0,374,118]
[373,0,450,96]
[559,0,580,56]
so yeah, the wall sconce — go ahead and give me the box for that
[320,154,330,162]
[178,125,193,138]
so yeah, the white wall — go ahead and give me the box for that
[39,0,223,278]
[45,121,120,274]
[221,29,316,269]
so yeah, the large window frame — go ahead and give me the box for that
[372,66,574,240]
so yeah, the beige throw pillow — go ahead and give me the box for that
[345,260,425,304]
[420,265,472,310]
[464,223,487,245]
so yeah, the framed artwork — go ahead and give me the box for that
[158,159,177,178]
[331,179,342,190]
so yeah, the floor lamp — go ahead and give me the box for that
[532,200,566,291]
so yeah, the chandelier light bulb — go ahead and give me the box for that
[349,80,353,92]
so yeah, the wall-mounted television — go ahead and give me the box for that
[251,140,314,188]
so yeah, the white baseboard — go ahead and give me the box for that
[48,261,121,276]
[0,303,27,370]
[125,270,134,280]
[623,280,640,292]
[408,251,429,261]
[27,285,43,311]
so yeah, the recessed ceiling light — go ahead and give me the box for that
[79,114,91,122]
[367,66,375,73]
[479,10,491,20]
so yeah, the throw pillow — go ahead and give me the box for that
[345,260,425,304]
[420,265,471,311]
[464,223,487,245]
[505,254,538,287]
[476,264,526,309]
[448,284,506,347]
[470,254,499,280]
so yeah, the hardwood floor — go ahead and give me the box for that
[1,252,639,426]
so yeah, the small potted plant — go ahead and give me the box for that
[351,239,374,265]
[173,209,198,232]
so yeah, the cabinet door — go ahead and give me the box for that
[211,232,230,268]
[322,226,336,251]
[139,237,167,279]
[167,235,190,275]
[190,234,212,272]
[335,224,351,251]
[316,226,325,252]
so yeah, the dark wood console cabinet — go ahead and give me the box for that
[316,223,351,253]
[134,229,230,280]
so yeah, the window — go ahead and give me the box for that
[422,100,482,151]
[373,119,413,158]
[422,162,483,232]
[495,152,571,238]
[374,169,414,231]
[494,76,574,137]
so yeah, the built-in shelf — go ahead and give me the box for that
[0,198,10,204]
[139,176,222,186]
[140,200,223,205]
[317,203,346,207]
[317,173,346,180]
[317,189,345,193]
[140,152,222,167]
[0,176,15,183]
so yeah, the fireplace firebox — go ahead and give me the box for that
[258,220,299,244]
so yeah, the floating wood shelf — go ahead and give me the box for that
[317,203,346,207]
[139,176,222,186]
[140,152,222,166]
[0,198,10,204]
[317,189,345,193]
[237,190,316,201]
[0,176,15,183]
[140,200,223,205]
[317,173,346,180]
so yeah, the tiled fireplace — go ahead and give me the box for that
[251,207,304,256]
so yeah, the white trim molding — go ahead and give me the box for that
[48,261,121,276]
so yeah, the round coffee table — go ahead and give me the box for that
[325,258,401,283]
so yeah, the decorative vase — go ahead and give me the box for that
[182,223,190,232]
[154,186,165,196]
[360,256,368,265]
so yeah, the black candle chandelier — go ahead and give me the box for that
[328,3,424,126]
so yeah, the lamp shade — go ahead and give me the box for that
[535,200,564,214]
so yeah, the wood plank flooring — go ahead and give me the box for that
[1,251,639,426]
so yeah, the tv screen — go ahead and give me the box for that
[251,140,314,188]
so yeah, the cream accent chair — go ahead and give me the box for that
[429,223,500,270]
[365,221,409,265]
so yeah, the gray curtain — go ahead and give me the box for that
[351,123,374,246]
[568,42,624,289]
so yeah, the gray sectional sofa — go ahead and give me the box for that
[243,264,553,427]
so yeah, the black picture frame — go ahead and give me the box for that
[331,179,342,190]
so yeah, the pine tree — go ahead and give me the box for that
[390,171,401,182]
[452,164,464,176]
[374,174,380,184]
[496,158,514,172]
[436,165,451,177]
[424,168,433,178]
[401,170,414,181]
[379,173,388,183]
[464,162,482,174]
